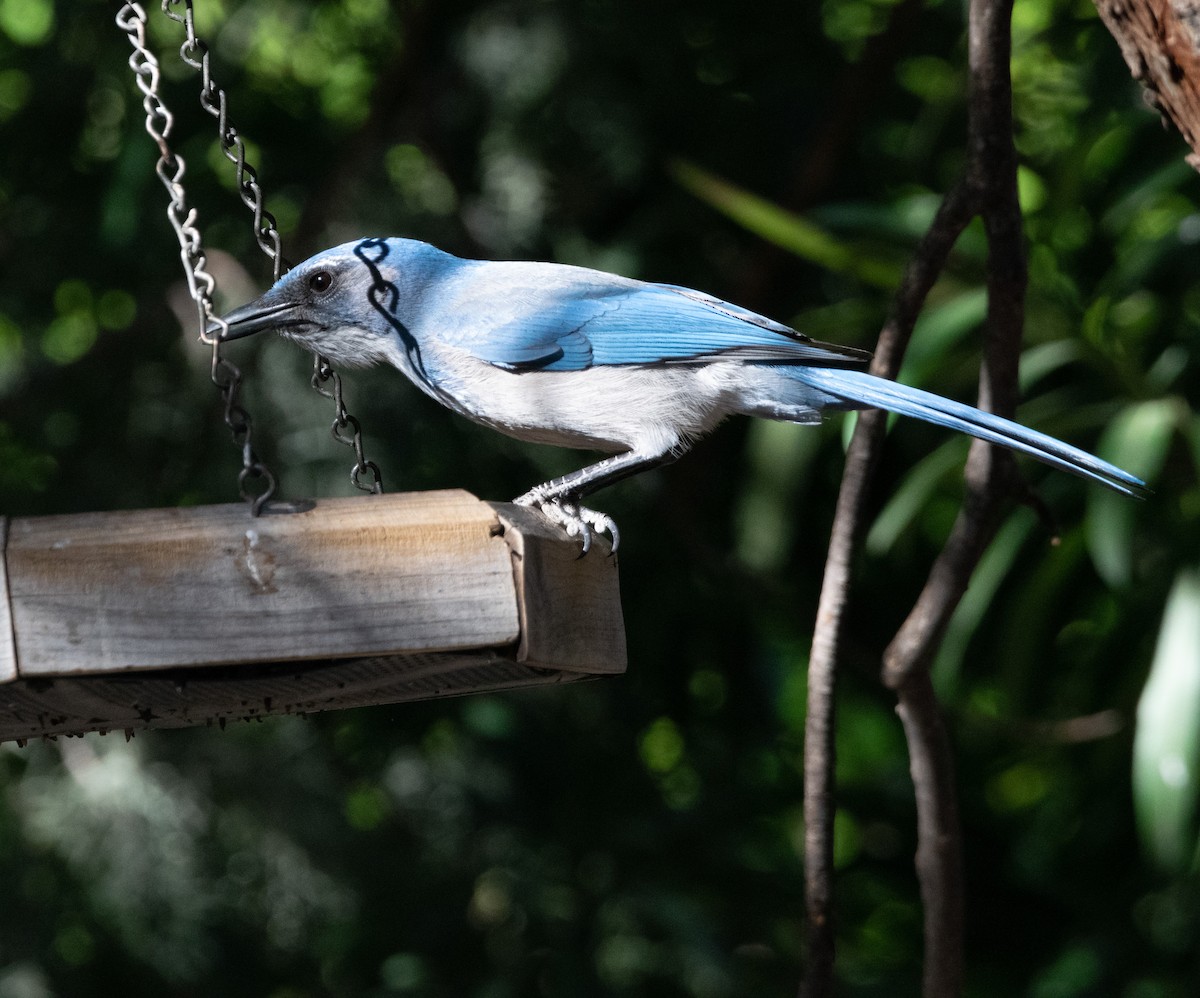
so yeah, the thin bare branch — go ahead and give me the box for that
[801,1,1026,995]
[880,2,1025,996]
[800,182,975,998]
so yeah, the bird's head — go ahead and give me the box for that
[209,237,451,368]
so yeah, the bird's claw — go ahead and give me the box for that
[573,505,620,556]
[514,492,620,555]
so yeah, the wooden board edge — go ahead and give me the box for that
[0,517,15,684]
[6,490,522,677]
[490,502,627,676]
[0,649,593,744]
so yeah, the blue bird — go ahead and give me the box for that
[212,237,1146,551]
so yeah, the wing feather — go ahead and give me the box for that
[432,262,869,372]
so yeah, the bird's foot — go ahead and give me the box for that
[514,492,620,555]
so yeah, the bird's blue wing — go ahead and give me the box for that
[580,283,869,369]
[467,314,596,370]
[436,265,868,372]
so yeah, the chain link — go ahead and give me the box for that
[161,0,285,282]
[311,356,384,493]
[121,0,384,501]
[117,2,277,514]
[162,0,384,492]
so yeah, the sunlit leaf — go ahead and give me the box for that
[1017,164,1048,215]
[1146,345,1189,393]
[866,442,970,556]
[1017,339,1085,393]
[933,510,1038,693]
[0,0,53,46]
[1086,398,1179,587]
[669,159,902,289]
[899,288,987,385]
[639,717,685,774]
[1134,569,1200,872]
[734,420,821,571]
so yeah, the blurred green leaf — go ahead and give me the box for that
[0,67,31,119]
[932,510,1037,694]
[1134,569,1200,872]
[833,809,861,869]
[1017,164,1048,215]
[1087,398,1180,587]
[735,420,821,571]
[0,422,55,492]
[866,442,969,556]
[1017,339,1085,393]
[669,159,902,289]
[0,0,54,46]
[899,287,987,385]
[1030,943,1102,998]
[987,761,1052,814]
[639,717,685,774]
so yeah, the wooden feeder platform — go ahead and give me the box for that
[0,490,625,743]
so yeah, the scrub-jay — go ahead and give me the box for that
[213,237,1145,551]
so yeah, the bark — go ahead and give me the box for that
[801,2,1026,995]
[1094,0,1200,170]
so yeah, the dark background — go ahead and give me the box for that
[0,1,1197,995]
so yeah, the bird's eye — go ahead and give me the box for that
[308,271,333,294]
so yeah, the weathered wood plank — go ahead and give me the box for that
[0,650,583,743]
[0,491,626,743]
[492,503,626,674]
[0,518,14,683]
[6,490,520,676]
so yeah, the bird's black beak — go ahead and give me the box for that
[206,297,298,341]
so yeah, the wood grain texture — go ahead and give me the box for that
[1094,0,1200,169]
[0,650,583,743]
[491,503,627,675]
[0,491,627,742]
[0,519,14,683]
[6,490,519,675]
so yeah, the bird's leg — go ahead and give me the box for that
[514,449,672,554]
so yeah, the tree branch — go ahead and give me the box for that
[800,180,975,998]
[878,9,1025,992]
[801,1,1025,995]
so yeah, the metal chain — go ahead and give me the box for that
[161,0,285,281]
[116,2,277,514]
[311,356,384,493]
[161,0,384,494]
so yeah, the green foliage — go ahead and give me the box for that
[0,0,1198,995]
[1135,571,1200,873]
[670,160,903,289]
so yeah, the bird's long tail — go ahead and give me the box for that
[790,367,1147,498]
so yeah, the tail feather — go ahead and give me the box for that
[791,367,1148,499]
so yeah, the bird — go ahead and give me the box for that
[211,236,1146,552]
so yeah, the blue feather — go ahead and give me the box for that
[792,367,1147,498]
[211,234,1149,545]
[431,263,868,372]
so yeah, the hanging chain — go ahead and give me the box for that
[116,2,277,514]
[311,353,386,494]
[311,357,383,493]
[162,0,383,494]
[161,0,284,281]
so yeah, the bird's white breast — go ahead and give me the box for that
[430,351,756,453]
[381,337,831,453]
